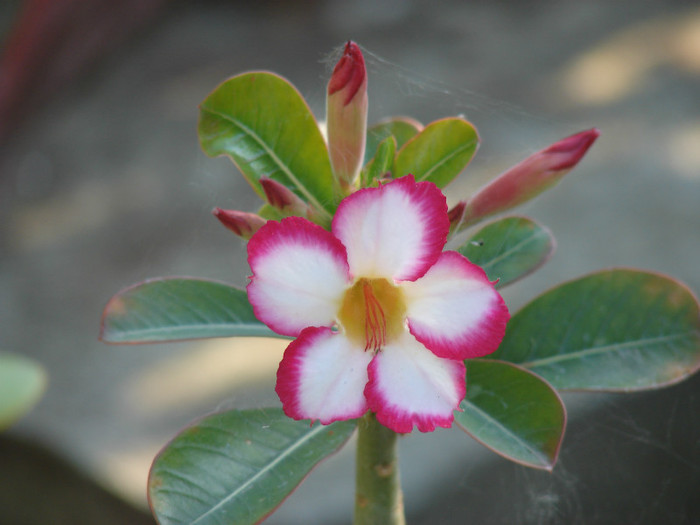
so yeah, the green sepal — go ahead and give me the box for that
[257,203,286,221]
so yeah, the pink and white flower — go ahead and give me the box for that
[247,175,509,433]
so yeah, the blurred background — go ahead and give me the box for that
[1,0,699,523]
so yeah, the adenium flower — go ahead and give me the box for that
[247,175,509,433]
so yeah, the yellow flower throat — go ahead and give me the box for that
[337,278,406,352]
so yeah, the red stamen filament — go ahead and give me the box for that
[363,282,386,352]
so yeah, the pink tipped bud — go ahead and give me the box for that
[448,201,467,232]
[543,128,600,170]
[328,41,367,105]
[326,41,368,189]
[462,128,600,227]
[260,177,309,216]
[213,208,266,240]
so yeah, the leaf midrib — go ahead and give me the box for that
[105,322,283,342]
[480,231,545,272]
[459,400,549,466]
[189,423,337,524]
[415,138,477,183]
[202,106,333,220]
[522,332,698,369]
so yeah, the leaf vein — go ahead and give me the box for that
[201,107,332,220]
[189,424,334,524]
[523,332,697,369]
[460,400,548,464]
[417,139,476,182]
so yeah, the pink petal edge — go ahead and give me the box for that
[276,327,371,424]
[365,334,466,433]
[332,175,449,282]
[247,217,350,337]
[405,251,510,360]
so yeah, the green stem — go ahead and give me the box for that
[354,413,406,525]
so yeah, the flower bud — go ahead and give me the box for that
[447,201,467,233]
[462,128,600,227]
[260,177,309,216]
[212,208,265,240]
[326,41,368,189]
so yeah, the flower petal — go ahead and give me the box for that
[403,251,509,359]
[247,217,350,336]
[365,332,465,433]
[332,175,449,281]
[276,327,371,424]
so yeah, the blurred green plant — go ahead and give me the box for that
[0,352,46,431]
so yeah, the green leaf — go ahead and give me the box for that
[0,352,46,430]
[492,269,700,390]
[100,278,281,343]
[199,72,336,221]
[364,117,422,165]
[393,117,478,187]
[149,408,357,525]
[455,360,565,470]
[458,217,554,288]
[361,135,396,186]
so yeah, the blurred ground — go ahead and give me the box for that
[1,1,699,523]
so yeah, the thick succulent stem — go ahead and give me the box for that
[353,412,405,525]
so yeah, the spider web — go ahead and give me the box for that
[411,380,700,525]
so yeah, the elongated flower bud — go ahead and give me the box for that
[461,128,600,227]
[326,41,368,190]
[447,201,467,233]
[213,208,265,240]
[260,177,309,216]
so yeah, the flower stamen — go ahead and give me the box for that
[338,278,406,352]
[363,281,386,352]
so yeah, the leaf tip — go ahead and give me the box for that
[99,295,128,343]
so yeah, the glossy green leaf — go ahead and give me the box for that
[199,72,336,221]
[100,278,280,343]
[393,117,478,187]
[149,408,357,525]
[0,352,46,430]
[458,217,554,288]
[455,360,565,470]
[361,135,396,186]
[364,117,422,165]
[492,269,700,390]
